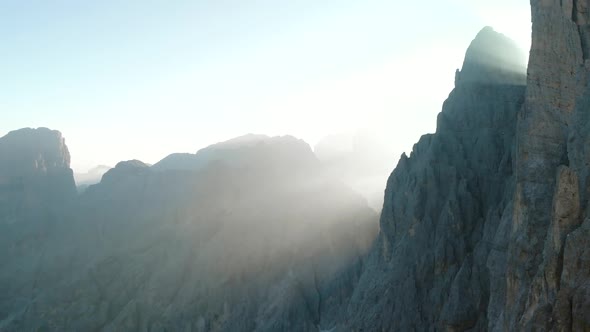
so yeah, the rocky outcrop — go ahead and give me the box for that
[314,133,395,210]
[100,160,150,184]
[0,128,77,331]
[0,127,76,227]
[0,127,76,207]
[503,1,590,330]
[332,27,527,331]
[335,3,590,331]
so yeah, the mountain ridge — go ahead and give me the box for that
[3,5,590,330]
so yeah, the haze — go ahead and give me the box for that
[0,0,531,172]
[7,1,582,331]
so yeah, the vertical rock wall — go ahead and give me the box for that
[504,1,590,330]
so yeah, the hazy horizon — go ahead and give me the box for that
[1,0,531,173]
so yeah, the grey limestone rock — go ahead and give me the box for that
[5,2,590,330]
[337,3,590,331]
[338,26,526,331]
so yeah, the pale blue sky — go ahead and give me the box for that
[0,0,531,172]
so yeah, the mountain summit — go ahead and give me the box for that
[455,26,527,86]
[0,127,74,177]
[0,127,76,221]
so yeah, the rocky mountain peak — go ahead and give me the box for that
[0,127,72,177]
[152,134,319,174]
[100,159,150,184]
[0,127,76,225]
[455,26,527,86]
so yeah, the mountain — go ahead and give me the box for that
[327,26,527,331]
[74,165,112,191]
[455,26,527,86]
[325,6,590,331]
[0,130,378,331]
[505,2,590,329]
[3,2,590,330]
[0,126,76,227]
[152,134,318,174]
[0,128,77,331]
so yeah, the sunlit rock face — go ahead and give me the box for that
[0,131,378,331]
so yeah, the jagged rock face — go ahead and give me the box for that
[503,0,590,330]
[336,3,590,331]
[336,27,527,331]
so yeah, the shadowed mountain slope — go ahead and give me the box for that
[0,131,377,331]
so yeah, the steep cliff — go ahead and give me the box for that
[336,3,590,331]
[506,0,590,330]
[335,27,527,331]
[0,127,76,211]
[0,128,76,253]
[0,128,77,331]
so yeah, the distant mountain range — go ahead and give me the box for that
[74,165,112,191]
[0,128,377,331]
